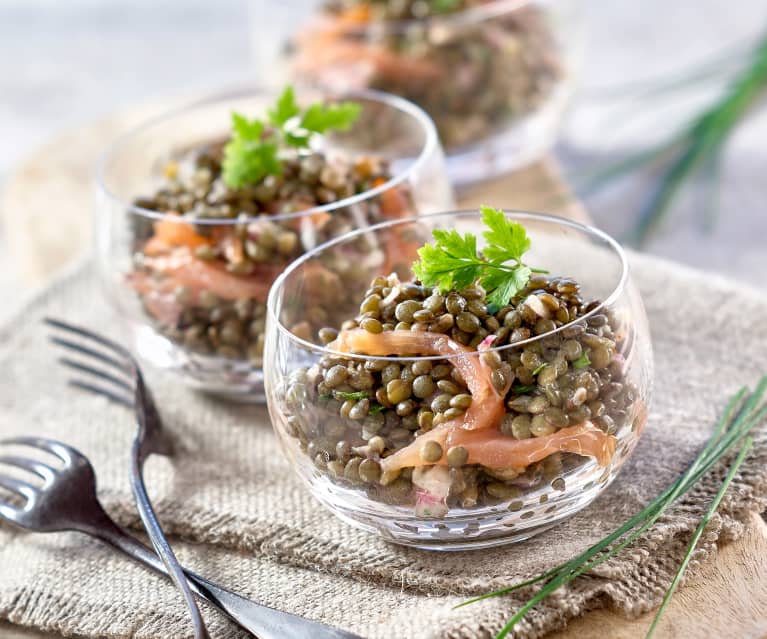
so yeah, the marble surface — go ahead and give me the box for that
[1,0,765,325]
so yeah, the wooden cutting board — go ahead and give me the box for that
[1,107,766,639]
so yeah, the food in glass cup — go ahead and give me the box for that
[266,208,652,548]
[97,86,453,399]
[286,0,580,183]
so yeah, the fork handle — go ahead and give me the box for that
[92,521,362,639]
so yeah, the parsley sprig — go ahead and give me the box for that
[222,86,361,189]
[412,206,543,307]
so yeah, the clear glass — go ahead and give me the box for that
[96,86,454,401]
[265,210,653,550]
[253,0,583,186]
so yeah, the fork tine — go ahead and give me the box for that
[45,318,135,363]
[0,499,25,527]
[0,455,56,482]
[0,437,76,465]
[49,337,131,376]
[69,380,134,408]
[0,474,37,499]
[59,357,134,392]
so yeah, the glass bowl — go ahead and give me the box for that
[264,210,653,550]
[255,0,583,186]
[96,86,454,401]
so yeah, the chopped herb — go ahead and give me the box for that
[532,363,547,376]
[412,205,541,307]
[318,393,333,401]
[333,390,370,401]
[511,384,536,394]
[222,86,361,189]
[573,351,591,369]
[369,403,387,414]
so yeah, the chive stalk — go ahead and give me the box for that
[456,377,767,639]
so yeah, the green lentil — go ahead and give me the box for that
[325,365,349,388]
[446,445,469,467]
[443,407,465,420]
[530,414,556,437]
[368,436,386,454]
[436,379,461,394]
[386,379,412,404]
[360,317,383,334]
[456,312,481,333]
[418,410,434,431]
[412,375,436,399]
[511,415,532,439]
[359,459,381,483]
[420,440,443,463]
[491,369,509,392]
[450,393,472,409]
[395,300,421,322]
[344,458,362,482]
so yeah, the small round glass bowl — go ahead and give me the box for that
[95,86,454,401]
[264,210,653,550]
[259,0,583,186]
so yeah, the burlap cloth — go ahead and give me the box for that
[0,253,765,639]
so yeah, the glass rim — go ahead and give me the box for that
[267,209,630,362]
[95,85,440,226]
[308,0,549,34]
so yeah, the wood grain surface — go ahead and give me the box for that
[0,111,765,639]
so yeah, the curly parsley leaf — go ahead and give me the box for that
[412,205,539,306]
[268,86,301,127]
[222,138,280,189]
[412,230,480,292]
[482,263,532,308]
[231,113,264,140]
[481,205,532,264]
[222,86,362,189]
[301,101,361,134]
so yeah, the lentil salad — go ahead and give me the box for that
[279,210,641,517]
[126,89,418,367]
[292,0,564,150]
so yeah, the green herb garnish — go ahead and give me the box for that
[456,377,767,639]
[333,390,370,401]
[511,384,536,394]
[369,403,387,415]
[532,363,546,376]
[222,86,361,189]
[431,0,462,13]
[572,351,591,369]
[412,206,543,307]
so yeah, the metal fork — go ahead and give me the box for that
[0,437,363,639]
[44,317,209,639]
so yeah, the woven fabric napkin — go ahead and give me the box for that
[0,253,766,639]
